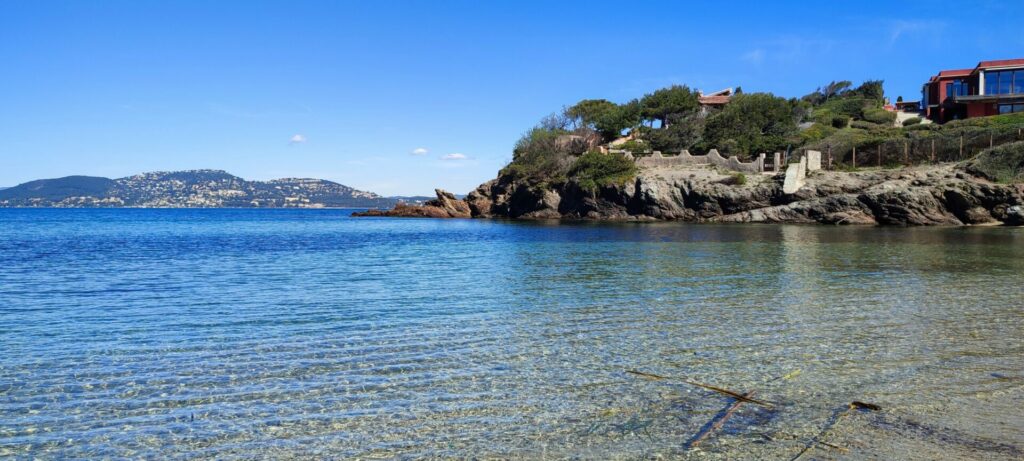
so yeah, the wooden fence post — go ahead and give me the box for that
[990,133,994,148]
[959,134,964,158]
[852,145,857,169]
[877,144,881,167]
[931,139,935,163]
[827,145,832,170]
[904,141,909,165]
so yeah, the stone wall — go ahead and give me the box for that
[634,149,766,173]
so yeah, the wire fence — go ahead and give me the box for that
[805,125,1024,169]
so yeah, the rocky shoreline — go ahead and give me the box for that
[353,189,471,218]
[356,163,1024,226]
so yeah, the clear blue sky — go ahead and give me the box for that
[2,1,1022,195]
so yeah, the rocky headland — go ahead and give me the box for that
[362,162,1024,226]
[357,78,1024,226]
[353,189,471,218]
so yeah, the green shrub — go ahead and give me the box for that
[616,139,651,153]
[717,138,741,154]
[945,111,1024,129]
[804,124,906,164]
[799,122,836,144]
[964,141,1024,183]
[730,173,747,186]
[902,117,922,126]
[639,113,705,152]
[850,120,879,130]
[851,80,886,105]
[500,127,574,184]
[904,123,935,131]
[831,115,850,128]
[819,97,870,119]
[862,107,896,125]
[570,151,638,191]
[701,93,799,155]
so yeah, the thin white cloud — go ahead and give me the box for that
[733,35,836,66]
[441,153,467,160]
[411,147,429,155]
[741,49,765,65]
[888,19,945,45]
[289,134,307,144]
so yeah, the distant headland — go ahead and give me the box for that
[0,170,427,208]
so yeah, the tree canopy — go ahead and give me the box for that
[501,79,903,186]
[701,93,798,155]
[803,79,886,107]
[564,99,638,142]
[639,85,699,128]
[801,80,853,105]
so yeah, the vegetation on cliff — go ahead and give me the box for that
[965,141,1024,183]
[499,79,895,185]
[497,78,1024,196]
[500,127,636,192]
[805,111,1024,166]
[701,93,798,154]
[570,151,637,191]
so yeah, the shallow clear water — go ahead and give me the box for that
[1,209,1022,460]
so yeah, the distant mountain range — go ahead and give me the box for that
[0,170,424,208]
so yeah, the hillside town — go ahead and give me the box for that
[0,170,398,208]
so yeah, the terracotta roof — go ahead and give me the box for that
[976,58,1024,69]
[926,59,1024,83]
[698,95,730,105]
[929,69,972,82]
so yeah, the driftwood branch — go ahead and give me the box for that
[684,369,801,449]
[626,370,773,408]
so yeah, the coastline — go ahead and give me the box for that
[360,162,1024,226]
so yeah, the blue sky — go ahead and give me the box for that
[2,1,1022,195]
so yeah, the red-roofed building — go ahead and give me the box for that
[922,59,1024,123]
[697,88,733,114]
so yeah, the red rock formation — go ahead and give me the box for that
[352,189,471,218]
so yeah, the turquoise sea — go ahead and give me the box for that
[1,209,1022,459]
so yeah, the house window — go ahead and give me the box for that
[999,71,1012,94]
[998,104,1024,114]
[986,70,1024,95]
[945,79,969,97]
[985,71,998,95]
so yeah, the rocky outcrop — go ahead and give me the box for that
[462,164,1024,226]
[365,164,1024,226]
[353,189,471,218]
